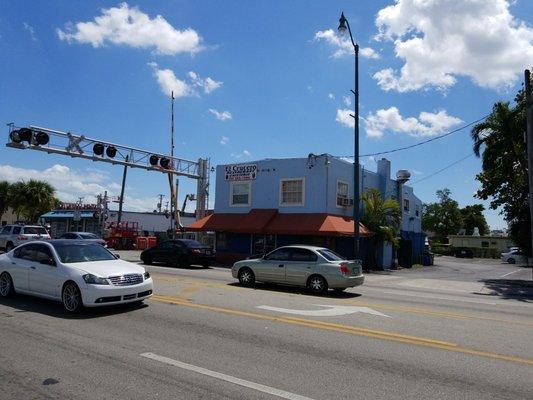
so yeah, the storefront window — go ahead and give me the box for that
[230,182,251,206]
[280,178,304,206]
[252,234,276,255]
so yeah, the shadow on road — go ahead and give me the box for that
[476,279,533,302]
[226,282,362,299]
[0,294,149,319]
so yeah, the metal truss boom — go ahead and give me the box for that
[6,124,202,179]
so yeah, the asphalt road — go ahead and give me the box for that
[1,256,532,399]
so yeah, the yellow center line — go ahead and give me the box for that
[150,294,533,366]
[151,273,533,327]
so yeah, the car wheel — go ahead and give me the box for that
[0,272,15,298]
[5,243,14,252]
[508,258,516,264]
[143,256,152,265]
[201,262,209,269]
[238,268,255,286]
[62,282,83,313]
[308,275,328,294]
[180,257,191,268]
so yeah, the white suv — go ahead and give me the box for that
[0,225,51,252]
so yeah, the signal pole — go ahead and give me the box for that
[525,69,533,272]
[169,91,177,239]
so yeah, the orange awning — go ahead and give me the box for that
[264,213,371,237]
[188,209,371,237]
[187,209,277,233]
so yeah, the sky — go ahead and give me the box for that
[0,0,532,229]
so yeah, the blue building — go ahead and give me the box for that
[189,154,423,269]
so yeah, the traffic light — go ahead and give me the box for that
[149,155,159,166]
[35,131,49,145]
[18,128,32,142]
[9,130,22,143]
[160,157,170,169]
[93,143,104,156]
[106,146,117,158]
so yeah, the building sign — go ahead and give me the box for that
[225,164,258,181]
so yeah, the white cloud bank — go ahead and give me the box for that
[0,164,155,212]
[56,2,202,55]
[220,136,229,145]
[374,0,533,91]
[363,107,462,138]
[336,107,462,138]
[148,62,222,97]
[314,29,380,59]
[209,109,232,121]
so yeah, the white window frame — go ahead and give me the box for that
[229,181,252,207]
[403,198,410,213]
[279,178,305,207]
[336,179,350,208]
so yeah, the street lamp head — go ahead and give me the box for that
[338,12,348,34]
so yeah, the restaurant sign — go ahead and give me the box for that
[225,164,258,181]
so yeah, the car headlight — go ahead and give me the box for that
[83,274,109,285]
[144,271,151,280]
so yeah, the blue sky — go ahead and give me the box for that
[0,0,532,228]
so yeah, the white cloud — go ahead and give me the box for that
[231,150,252,159]
[0,163,155,212]
[335,109,355,129]
[328,93,335,100]
[56,2,202,55]
[149,63,221,97]
[243,150,251,157]
[188,71,222,94]
[314,29,380,59]
[343,96,352,107]
[23,22,37,41]
[374,0,533,91]
[220,136,229,145]
[363,107,462,138]
[209,109,232,121]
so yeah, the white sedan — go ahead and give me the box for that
[500,249,527,265]
[0,240,153,312]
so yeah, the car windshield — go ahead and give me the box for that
[317,249,346,261]
[179,239,203,248]
[23,227,48,235]
[79,233,98,239]
[53,243,116,263]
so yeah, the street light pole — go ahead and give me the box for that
[338,12,360,260]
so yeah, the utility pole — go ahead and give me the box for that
[525,69,533,272]
[156,194,165,213]
[168,91,177,239]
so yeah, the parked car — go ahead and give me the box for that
[0,240,153,312]
[0,224,51,252]
[140,239,215,268]
[231,245,364,294]
[454,247,474,258]
[501,249,527,265]
[59,232,106,247]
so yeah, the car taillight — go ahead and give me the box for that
[339,263,349,276]
[17,236,28,240]
[191,249,201,254]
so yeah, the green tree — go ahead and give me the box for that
[471,81,530,255]
[422,188,463,243]
[22,180,56,223]
[9,181,28,219]
[0,181,11,221]
[361,188,401,269]
[460,204,490,236]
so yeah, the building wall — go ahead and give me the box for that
[448,235,514,253]
[215,155,422,234]
[0,208,18,226]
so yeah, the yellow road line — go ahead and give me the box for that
[152,274,533,327]
[150,294,533,366]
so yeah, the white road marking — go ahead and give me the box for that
[257,304,390,317]
[499,269,521,278]
[140,352,315,400]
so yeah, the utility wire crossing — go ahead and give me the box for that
[410,153,475,185]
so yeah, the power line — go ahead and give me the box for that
[410,153,475,185]
[336,114,489,159]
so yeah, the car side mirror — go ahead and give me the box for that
[40,258,56,266]
[114,254,120,259]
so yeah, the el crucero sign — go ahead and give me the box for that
[225,164,257,181]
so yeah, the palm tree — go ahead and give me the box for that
[0,181,11,221]
[361,188,401,269]
[23,180,56,223]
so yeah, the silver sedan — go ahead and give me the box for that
[231,245,364,294]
